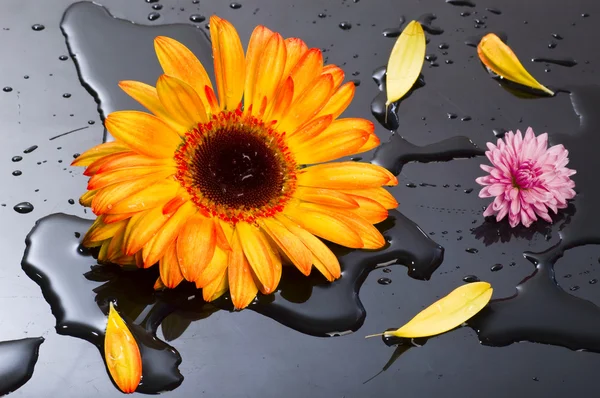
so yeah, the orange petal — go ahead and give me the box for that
[80,190,97,207]
[104,212,137,224]
[355,133,380,154]
[201,267,229,301]
[315,81,355,119]
[294,117,374,154]
[83,217,127,245]
[214,220,232,251]
[196,245,229,288]
[277,215,341,281]
[210,16,245,110]
[236,222,281,294]
[143,201,197,266]
[284,203,363,248]
[156,74,208,129]
[259,218,312,276]
[204,86,220,115]
[98,239,111,262]
[88,167,174,191]
[118,80,185,132]
[105,303,142,394]
[287,114,332,142]
[295,186,359,208]
[278,73,333,134]
[72,141,131,167]
[176,214,216,282]
[159,242,184,288]
[252,33,287,109]
[298,162,397,190]
[91,173,173,215]
[228,232,258,310]
[264,76,294,124]
[123,207,169,256]
[107,179,179,215]
[294,129,368,164]
[105,111,181,158]
[107,222,128,262]
[153,36,214,107]
[321,64,345,89]
[84,151,135,176]
[345,194,389,223]
[288,48,323,102]
[244,26,274,110]
[96,154,173,174]
[282,38,308,79]
[154,277,166,290]
[301,203,385,249]
[340,187,398,209]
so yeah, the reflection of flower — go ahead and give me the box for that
[476,128,576,228]
[72,16,398,310]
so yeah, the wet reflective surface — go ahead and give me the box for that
[2,0,600,396]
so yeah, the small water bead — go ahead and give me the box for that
[12,170,22,176]
[230,2,242,9]
[552,33,563,40]
[564,274,572,279]
[148,12,160,21]
[152,4,163,10]
[548,42,557,49]
[12,156,22,162]
[464,188,473,194]
[189,14,205,23]
[461,116,471,121]
[31,24,45,31]
[351,79,361,86]
[318,13,326,18]
[463,275,480,283]
[68,199,75,205]
[509,262,516,266]
[23,75,29,79]
[438,43,449,49]
[377,277,392,285]
[582,13,590,18]
[570,286,580,291]
[425,54,438,62]
[382,28,401,37]
[445,59,454,64]
[23,145,38,154]
[87,120,95,125]
[486,7,502,15]
[14,202,34,214]
[447,113,457,119]
[466,248,479,254]
[382,268,392,274]
[406,182,417,188]
[460,12,471,17]
[491,264,504,272]
[59,55,68,61]
[3,87,12,92]
[339,21,352,30]
[62,93,71,98]
[192,0,199,3]
[590,279,598,285]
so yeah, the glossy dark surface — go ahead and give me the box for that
[1,0,600,396]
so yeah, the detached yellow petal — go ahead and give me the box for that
[386,20,426,106]
[105,303,142,394]
[368,282,493,339]
[477,33,554,96]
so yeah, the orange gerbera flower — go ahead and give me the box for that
[72,16,398,309]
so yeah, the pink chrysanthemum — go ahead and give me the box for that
[476,127,576,228]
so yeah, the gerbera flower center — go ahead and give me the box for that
[174,110,297,224]
[512,160,542,189]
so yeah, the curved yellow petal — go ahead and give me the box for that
[83,217,126,245]
[159,242,184,289]
[105,303,142,394]
[298,162,397,189]
[83,152,135,177]
[228,231,258,310]
[315,81,355,119]
[259,218,312,276]
[176,214,216,283]
[153,36,214,107]
[72,141,131,167]
[288,48,323,102]
[344,194,390,224]
[79,190,97,207]
[295,187,358,208]
[321,64,345,89]
[202,267,229,302]
[264,76,294,124]
[294,128,368,164]
[282,38,308,79]
[123,207,169,256]
[196,245,229,288]
[244,25,274,110]
[236,222,281,294]
[96,154,173,174]
[156,74,208,129]
[210,16,245,110]
[88,167,174,191]
[105,111,181,158]
[106,179,179,214]
[287,114,332,143]
[339,187,398,210]
[252,33,287,111]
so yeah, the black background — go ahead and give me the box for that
[1,0,599,396]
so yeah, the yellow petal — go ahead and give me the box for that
[83,152,135,177]
[477,33,554,96]
[153,36,214,107]
[369,282,493,339]
[288,48,323,102]
[123,207,169,256]
[107,179,179,215]
[295,186,359,208]
[202,267,229,302]
[244,26,274,111]
[259,218,312,276]
[252,33,287,111]
[298,162,397,189]
[236,222,281,294]
[105,303,142,394]
[83,217,126,245]
[176,214,216,282]
[159,242,184,288]
[355,133,381,154]
[314,81,355,120]
[96,153,173,174]
[386,20,426,106]
[80,190,97,207]
[282,38,308,79]
[294,128,368,164]
[286,114,332,144]
[88,167,174,191]
[321,64,345,89]
[210,16,245,110]
[265,76,294,124]
[156,74,208,128]
[228,231,258,310]
[344,194,389,224]
[105,111,181,158]
[196,245,229,288]
[118,80,186,132]
[72,141,131,167]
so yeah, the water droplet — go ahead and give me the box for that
[582,13,590,18]
[445,59,454,64]
[438,43,449,49]
[62,93,71,98]
[152,4,163,10]
[189,14,205,23]
[148,12,161,21]
[192,0,199,3]
[68,199,75,205]
[493,128,508,138]
[463,275,480,283]
[13,202,34,214]
[486,7,502,15]
[351,79,360,86]
[229,2,242,9]
[447,113,457,119]
[466,248,479,254]
[31,24,45,31]
[548,42,557,49]
[464,188,473,194]
[318,13,326,18]
[339,21,352,30]
[509,262,516,266]
[564,274,572,279]
[382,268,392,274]
[552,33,563,40]
[406,182,417,188]
[3,87,12,93]
[570,286,580,291]
[23,145,38,154]
[12,156,22,162]
[377,277,392,285]
[88,120,95,125]
[491,264,503,272]
[12,170,22,176]
[460,12,471,17]
[589,279,598,285]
